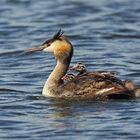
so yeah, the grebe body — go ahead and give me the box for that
[28,30,139,99]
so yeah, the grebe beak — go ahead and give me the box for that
[26,45,45,53]
[70,65,77,71]
[26,29,64,53]
[70,67,75,71]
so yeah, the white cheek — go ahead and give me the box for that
[43,44,55,52]
[43,47,53,52]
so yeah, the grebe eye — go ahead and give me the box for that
[47,42,51,46]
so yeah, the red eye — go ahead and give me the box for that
[47,42,51,46]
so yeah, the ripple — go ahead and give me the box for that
[102,33,140,40]
[0,0,140,139]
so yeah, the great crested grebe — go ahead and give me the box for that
[28,30,139,99]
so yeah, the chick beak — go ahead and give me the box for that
[27,45,45,53]
[70,66,77,71]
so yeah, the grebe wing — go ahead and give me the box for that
[79,72,124,87]
[61,72,134,99]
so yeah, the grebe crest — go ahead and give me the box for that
[28,29,73,63]
[42,30,73,64]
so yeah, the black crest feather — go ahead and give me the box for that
[52,29,64,41]
[42,29,64,45]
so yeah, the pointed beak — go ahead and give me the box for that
[70,65,77,71]
[26,45,45,53]
[61,76,65,80]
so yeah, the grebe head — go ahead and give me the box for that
[28,30,73,63]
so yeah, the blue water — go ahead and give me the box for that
[0,0,140,139]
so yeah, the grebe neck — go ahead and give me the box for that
[42,60,69,97]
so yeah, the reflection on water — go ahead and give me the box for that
[0,0,140,139]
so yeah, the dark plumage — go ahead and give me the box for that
[42,29,64,45]
[59,72,134,99]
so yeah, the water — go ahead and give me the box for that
[0,0,140,139]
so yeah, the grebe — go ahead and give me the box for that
[70,62,138,90]
[63,62,117,82]
[71,62,118,76]
[71,62,87,75]
[61,62,86,82]
[62,62,86,82]
[28,30,138,99]
[61,73,76,82]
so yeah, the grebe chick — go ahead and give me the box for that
[71,62,87,74]
[61,62,87,82]
[72,63,140,93]
[61,73,76,82]
[62,62,86,82]
[71,62,118,77]
[63,62,118,83]
[135,88,140,97]
[62,63,117,84]
[123,80,140,97]
[28,30,136,99]
[123,80,136,91]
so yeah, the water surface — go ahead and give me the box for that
[0,0,140,139]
